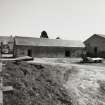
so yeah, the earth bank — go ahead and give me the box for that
[3,61,72,105]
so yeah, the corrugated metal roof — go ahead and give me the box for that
[15,36,85,48]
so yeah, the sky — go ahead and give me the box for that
[0,0,105,41]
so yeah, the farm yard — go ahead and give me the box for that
[2,57,105,105]
[1,0,105,105]
[29,58,105,105]
[64,63,105,105]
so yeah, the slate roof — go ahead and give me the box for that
[15,36,85,48]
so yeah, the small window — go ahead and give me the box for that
[65,50,70,57]
[28,49,32,57]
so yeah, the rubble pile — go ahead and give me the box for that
[3,62,72,105]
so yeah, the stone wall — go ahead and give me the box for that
[15,45,83,58]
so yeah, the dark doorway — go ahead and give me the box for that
[94,47,98,56]
[65,50,70,57]
[28,49,32,57]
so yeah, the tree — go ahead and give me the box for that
[40,31,49,38]
[56,37,60,39]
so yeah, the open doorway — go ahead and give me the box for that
[28,49,32,57]
[94,47,98,56]
[65,50,70,57]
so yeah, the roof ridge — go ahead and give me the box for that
[15,36,85,47]
[15,36,82,42]
[95,34,105,38]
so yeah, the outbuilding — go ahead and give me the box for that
[84,34,105,58]
[14,36,85,58]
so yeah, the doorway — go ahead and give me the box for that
[94,47,98,56]
[28,49,32,57]
[65,50,70,57]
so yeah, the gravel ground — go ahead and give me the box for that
[64,65,105,105]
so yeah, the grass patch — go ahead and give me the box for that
[3,61,72,105]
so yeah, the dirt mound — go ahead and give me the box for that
[3,62,72,105]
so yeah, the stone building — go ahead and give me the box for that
[13,36,85,58]
[84,34,105,58]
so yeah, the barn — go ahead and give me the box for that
[84,34,105,58]
[14,36,85,58]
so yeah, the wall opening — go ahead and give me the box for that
[65,50,70,57]
[94,47,98,56]
[28,49,32,57]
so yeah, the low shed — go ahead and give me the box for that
[84,34,105,57]
[14,36,85,58]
